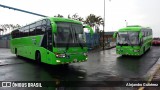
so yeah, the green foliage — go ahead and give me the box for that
[68,13,84,22]
[54,14,64,18]
[84,14,104,27]
[0,24,21,35]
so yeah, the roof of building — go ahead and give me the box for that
[0,33,10,40]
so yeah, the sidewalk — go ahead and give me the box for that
[144,68,160,90]
[88,45,116,52]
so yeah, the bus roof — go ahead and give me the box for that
[12,17,82,31]
[48,17,82,24]
[118,25,151,32]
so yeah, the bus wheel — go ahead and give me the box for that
[143,47,145,53]
[15,48,19,57]
[36,51,41,64]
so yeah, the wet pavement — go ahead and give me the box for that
[0,46,160,90]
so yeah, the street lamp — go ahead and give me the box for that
[103,0,105,50]
[103,0,106,50]
[103,0,111,50]
[125,20,128,27]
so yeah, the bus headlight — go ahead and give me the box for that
[55,53,66,58]
[56,60,61,63]
[117,49,121,51]
[83,53,87,56]
[133,50,140,52]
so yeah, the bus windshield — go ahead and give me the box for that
[117,31,139,46]
[54,22,86,47]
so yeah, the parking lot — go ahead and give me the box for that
[0,46,160,90]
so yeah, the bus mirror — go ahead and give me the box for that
[83,25,94,36]
[113,32,117,38]
[139,32,143,39]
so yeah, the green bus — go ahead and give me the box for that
[113,25,152,56]
[10,17,93,65]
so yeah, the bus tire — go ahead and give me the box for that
[15,48,19,57]
[36,51,41,64]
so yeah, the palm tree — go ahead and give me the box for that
[84,14,104,32]
[95,16,104,33]
[84,14,96,28]
[0,24,21,35]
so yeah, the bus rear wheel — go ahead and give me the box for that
[15,48,19,57]
[36,51,41,64]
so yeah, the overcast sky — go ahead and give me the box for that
[0,0,160,37]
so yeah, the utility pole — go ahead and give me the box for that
[103,0,105,50]
[125,20,128,27]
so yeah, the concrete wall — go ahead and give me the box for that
[0,40,10,48]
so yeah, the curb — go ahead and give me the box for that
[104,46,116,50]
[138,58,160,90]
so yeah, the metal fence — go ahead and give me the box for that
[0,40,10,48]
[85,33,100,49]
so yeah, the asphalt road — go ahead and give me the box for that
[0,46,160,90]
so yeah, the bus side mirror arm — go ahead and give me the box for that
[139,32,143,39]
[113,32,118,38]
[83,25,94,36]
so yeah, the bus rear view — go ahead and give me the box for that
[113,25,152,56]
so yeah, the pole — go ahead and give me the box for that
[103,0,105,50]
[0,4,48,17]
[125,20,128,27]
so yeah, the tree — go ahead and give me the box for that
[84,14,104,33]
[0,24,21,35]
[68,13,84,22]
[95,16,104,33]
[54,14,64,18]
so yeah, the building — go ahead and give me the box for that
[0,33,10,48]
[0,33,11,40]
[100,31,116,48]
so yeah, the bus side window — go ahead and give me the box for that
[12,30,16,38]
[19,29,22,37]
[24,29,29,37]
[42,19,47,25]
[29,23,36,36]
[36,26,43,35]
[13,30,19,38]
[22,26,29,37]
[16,30,20,38]
[30,28,36,36]
[41,20,47,33]
[35,21,44,35]
[150,29,152,35]
[11,32,14,38]
[46,19,52,30]
[147,31,149,36]
[20,27,25,37]
[142,31,145,37]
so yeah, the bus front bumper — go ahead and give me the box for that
[116,49,141,56]
[54,53,88,64]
